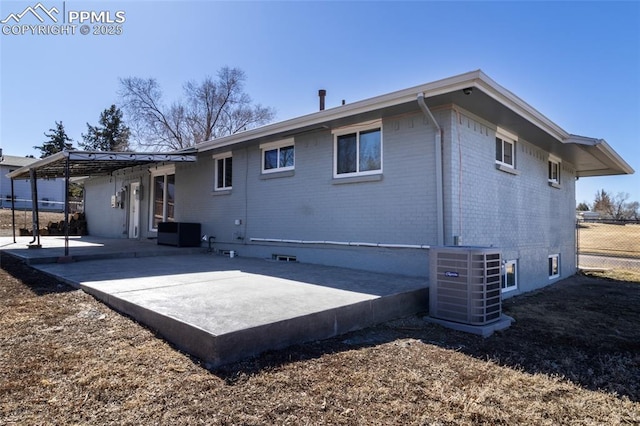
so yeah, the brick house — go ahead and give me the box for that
[75,70,633,295]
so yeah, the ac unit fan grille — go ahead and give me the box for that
[430,248,502,326]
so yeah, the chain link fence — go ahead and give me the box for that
[0,197,83,213]
[576,219,640,273]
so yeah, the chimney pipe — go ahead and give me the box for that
[318,89,326,111]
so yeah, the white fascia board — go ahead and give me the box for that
[472,71,569,142]
[196,69,577,154]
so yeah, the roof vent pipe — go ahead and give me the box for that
[318,89,326,111]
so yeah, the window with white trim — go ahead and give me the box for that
[548,155,560,185]
[548,254,560,279]
[213,152,232,191]
[261,139,294,173]
[495,135,515,168]
[502,260,518,292]
[333,121,382,178]
[495,127,518,171]
[150,166,175,230]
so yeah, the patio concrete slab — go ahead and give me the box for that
[0,236,201,264]
[1,237,428,367]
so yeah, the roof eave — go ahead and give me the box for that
[472,71,569,142]
[196,70,574,154]
[565,135,634,177]
[196,70,487,153]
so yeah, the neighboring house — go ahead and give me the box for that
[577,211,601,220]
[74,71,633,295]
[0,152,66,211]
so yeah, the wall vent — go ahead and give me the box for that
[429,247,502,326]
[272,254,297,262]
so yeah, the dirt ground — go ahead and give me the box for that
[0,209,65,235]
[1,253,639,425]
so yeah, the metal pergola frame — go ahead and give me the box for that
[7,150,197,257]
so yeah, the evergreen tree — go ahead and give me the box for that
[576,202,590,211]
[593,189,617,218]
[80,105,131,151]
[34,121,73,158]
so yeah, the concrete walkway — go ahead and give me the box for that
[1,237,428,367]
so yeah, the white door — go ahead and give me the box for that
[128,182,140,239]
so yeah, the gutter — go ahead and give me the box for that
[417,93,445,246]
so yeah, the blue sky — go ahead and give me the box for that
[1,1,638,206]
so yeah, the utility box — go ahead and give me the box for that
[157,222,201,247]
[429,246,502,326]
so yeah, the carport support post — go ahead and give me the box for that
[64,156,70,257]
[29,168,41,247]
[10,178,15,243]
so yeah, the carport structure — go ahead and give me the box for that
[6,150,197,257]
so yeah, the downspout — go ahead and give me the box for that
[417,93,444,246]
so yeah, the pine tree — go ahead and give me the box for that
[80,105,131,151]
[34,121,73,158]
[593,189,614,218]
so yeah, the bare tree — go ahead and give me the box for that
[593,189,614,218]
[592,189,639,220]
[624,201,640,220]
[119,67,275,151]
[611,192,630,220]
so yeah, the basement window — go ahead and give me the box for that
[261,139,295,174]
[548,254,560,279]
[272,254,297,262]
[501,260,517,293]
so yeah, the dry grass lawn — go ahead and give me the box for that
[1,253,639,425]
[578,222,640,258]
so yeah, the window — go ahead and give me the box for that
[502,260,518,292]
[213,152,232,190]
[495,127,517,170]
[261,139,294,173]
[548,155,560,186]
[548,254,560,279]
[496,136,515,168]
[334,122,382,178]
[150,167,175,230]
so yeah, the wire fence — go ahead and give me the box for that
[0,198,84,237]
[576,219,640,272]
[0,198,83,213]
